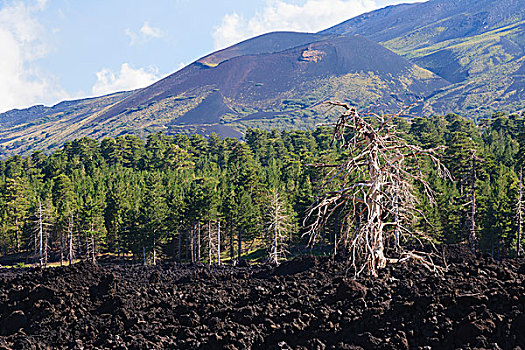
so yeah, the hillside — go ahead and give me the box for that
[321,0,525,115]
[0,33,447,158]
[0,92,132,156]
[2,0,525,158]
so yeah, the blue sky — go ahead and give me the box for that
[0,0,422,113]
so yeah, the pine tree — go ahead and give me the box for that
[2,177,30,253]
[445,130,483,248]
[52,174,76,265]
[78,176,106,263]
[515,123,525,256]
[139,172,168,265]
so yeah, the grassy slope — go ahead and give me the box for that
[393,23,525,116]
[381,21,525,116]
[322,0,525,117]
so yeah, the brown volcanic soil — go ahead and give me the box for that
[0,247,524,349]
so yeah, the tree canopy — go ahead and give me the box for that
[0,111,524,264]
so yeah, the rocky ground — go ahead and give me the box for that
[0,246,524,349]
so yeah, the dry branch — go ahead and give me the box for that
[305,103,450,277]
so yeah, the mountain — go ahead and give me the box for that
[0,32,447,158]
[321,0,525,115]
[2,0,524,158]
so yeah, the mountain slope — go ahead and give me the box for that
[197,31,331,67]
[321,0,525,115]
[0,32,447,158]
[4,0,524,158]
[100,34,447,119]
[0,92,132,156]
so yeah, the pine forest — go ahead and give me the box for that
[2,111,524,265]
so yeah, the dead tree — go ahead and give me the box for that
[517,167,524,257]
[37,198,44,265]
[265,189,291,264]
[207,220,222,265]
[466,151,481,252]
[33,198,51,267]
[44,227,49,266]
[229,222,235,261]
[190,224,195,263]
[197,224,201,261]
[67,214,75,265]
[217,221,221,265]
[153,230,157,265]
[306,103,450,277]
[86,222,97,264]
[208,220,213,265]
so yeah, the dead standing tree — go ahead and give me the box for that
[33,198,51,267]
[207,219,222,266]
[306,102,450,277]
[466,150,482,252]
[67,214,75,265]
[517,167,524,257]
[265,189,291,265]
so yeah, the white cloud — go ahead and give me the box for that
[213,0,378,50]
[92,63,161,96]
[126,21,164,46]
[140,22,163,38]
[0,0,68,113]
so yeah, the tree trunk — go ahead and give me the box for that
[272,202,278,263]
[190,223,195,263]
[177,228,182,264]
[237,228,242,261]
[469,155,477,252]
[15,218,20,253]
[394,191,400,249]
[90,222,96,264]
[91,234,96,263]
[44,226,48,267]
[229,224,234,261]
[185,229,189,263]
[197,223,201,262]
[153,231,157,265]
[68,215,73,265]
[60,230,64,266]
[369,146,386,275]
[208,220,212,266]
[518,167,523,257]
[217,221,221,265]
[333,229,338,257]
[116,225,121,259]
[38,198,44,266]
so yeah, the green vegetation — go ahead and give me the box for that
[1,111,524,265]
[381,16,525,115]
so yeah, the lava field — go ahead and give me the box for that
[1,246,524,349]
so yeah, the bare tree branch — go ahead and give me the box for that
[305,104,450,277]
